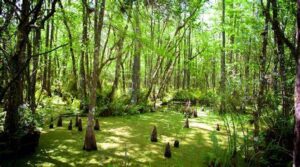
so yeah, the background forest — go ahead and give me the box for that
[0,0,300,166]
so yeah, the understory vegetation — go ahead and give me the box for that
[0,0,299,166]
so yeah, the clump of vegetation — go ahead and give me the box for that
[260,114,293,166]
[172,90,217,106]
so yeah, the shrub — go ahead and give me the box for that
[172,89,217,106]
[260,114,293,166]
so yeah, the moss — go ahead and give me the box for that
[2,110,241,166]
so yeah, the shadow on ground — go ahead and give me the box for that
[1,109,228,167]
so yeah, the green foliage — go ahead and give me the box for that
[172,89,217,106]
[16,104,44,137]
[260,114,293,166]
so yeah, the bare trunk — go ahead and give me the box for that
[220,0,226,113]
[131,2,141,104]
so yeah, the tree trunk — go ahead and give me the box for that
[80,0,88,100]
[4,0,30,135]
[271,0,289,116]
[84,0,106,151]
[254,0,270,159]
[294,1,300,166]
[131,2,141,104]
[30,29,41,113]
[220,0,226,113]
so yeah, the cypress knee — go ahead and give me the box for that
[164,142,171,158]
[75,114,79,127]
[151,126,158,142]
[216,124,220,131]
[94,119,100,131]
[174,140,179,148]
[57,116,63,127]
[78,118,83,131]
[49,117,54,129]
[193,109,198,117]
[68,120,72,130]
[184,118,189,128]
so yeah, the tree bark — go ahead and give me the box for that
[80,0,88,100]
[220,0,226,113]
[4,0,30,135]
[131,2,141,104]
[254,0,270,159]
[271,0,289,116]
[294,1,300,166]
[84,0,106,151]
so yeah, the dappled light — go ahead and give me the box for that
[0,0,297,166]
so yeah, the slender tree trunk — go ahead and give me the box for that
[220,0,226,113]
[294,1,300,166]
[131,2,141,104]
[46,18,54,97]
[80,0,88,100]
[84,0,105,151]
[30,29,41,113]
[271,0,289,116]
[42,12,50,93]
[254,0,270,160]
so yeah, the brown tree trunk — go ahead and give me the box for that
[254,0,270,160]
[30,29,41,113]
[4,0,30,135]
[294,1,300,166]
[80,0,88,100]
[131,2,141,104]
[271,0,289,116]
[84,0,106,151]
[220,0,226,113]
[42,9,50,94]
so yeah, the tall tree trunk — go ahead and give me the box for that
[46,18,55,97]
[271,0,289,116]
[254,0,270,160]
[294,1,300,166]
[131,2,141,104]
[80,0,88,100]
[42,10,50,94]
[84,0,105,151]
[220,0,226,113]
[4,0,30,135]
[30,29,41,113]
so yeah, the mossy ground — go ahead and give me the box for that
[2,109,232,167]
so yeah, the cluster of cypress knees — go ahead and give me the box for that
[49,115,100,131]
[48,109,220,159]
[150,125,177,158]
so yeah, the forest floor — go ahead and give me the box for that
[1,107,241,167]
